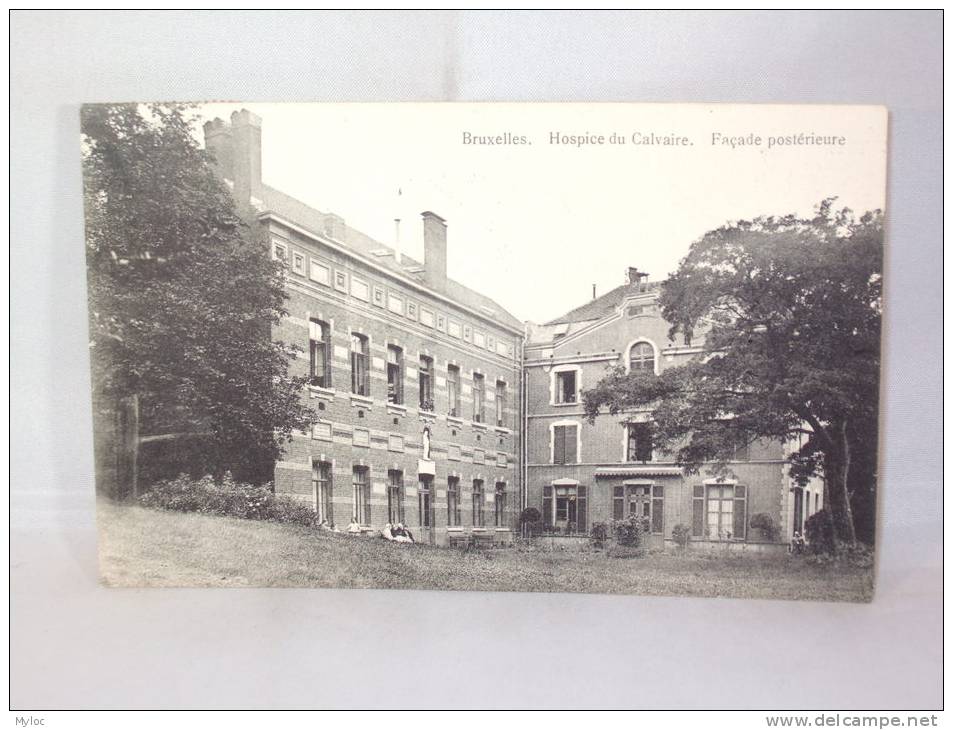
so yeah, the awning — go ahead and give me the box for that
[594,466,682,478]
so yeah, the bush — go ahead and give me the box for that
[519,507,543,537]
[749,513,779,542]
[671,523,691,548]
[140,473,321,528]
[804,511,836,555]
[590,522,609,548]
[612,516,648,548]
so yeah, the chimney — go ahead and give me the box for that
[421,211,447,291]
[230,109,262,206]
[203,118,233,181]
[627,267,649,290]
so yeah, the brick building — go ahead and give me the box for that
[205,110,524,546]
[523,268,822,548]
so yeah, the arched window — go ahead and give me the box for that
[629,342,655,374]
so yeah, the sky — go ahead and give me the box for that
[195,103,887,324]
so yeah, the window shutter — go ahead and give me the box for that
[543,485,553,526]
[553,426,565,464]
[651,484,664,534]
[326,468,334,527]
[577,485,588,534]
[613,486,624,521]
[692,485,705,537]
[565,426,577,463]
[733,485,747,540]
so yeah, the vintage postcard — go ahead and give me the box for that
[85,103,886,600]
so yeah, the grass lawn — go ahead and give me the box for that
[98,501,874,602]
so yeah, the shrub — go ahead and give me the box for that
[590,522,609,548]
[749,513,779,542]
[519,507,543,537]
[671,523,691,548]
[612,516,648,548]
[140,473,321,528]
[804,510,836,555]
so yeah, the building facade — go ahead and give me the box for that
[205,110,523,546]
[523,268,822,548]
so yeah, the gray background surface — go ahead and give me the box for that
[10,10,942,709]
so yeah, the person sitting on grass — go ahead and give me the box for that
[392,523,415,544]
[347,517,362,534]
[380,523,395,541]
[790,531,806,554]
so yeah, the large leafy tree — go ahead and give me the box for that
[583,201,882,547]
[82,103,312,486]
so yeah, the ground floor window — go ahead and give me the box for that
[612,484,664,534]
[313,461,333,526]
[447,476,461,526]
[494,482,506,527]
[352,466,370,525]
[693,484,747,540]
[418,475,434,528]
[472,479,485,527]
[542,484,588,534]
[387,469,404,525]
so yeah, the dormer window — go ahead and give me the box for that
[628,342,656,374]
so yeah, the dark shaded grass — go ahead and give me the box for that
[98,501,873,602]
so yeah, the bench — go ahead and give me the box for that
[470,531,497,549]
[448,533,470,549]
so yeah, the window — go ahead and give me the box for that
[312,461,333,526]
[309,319,331,388]
[387,470,404,525]
[472,373,485,422]
[350,333,369,396]
[494,482,506,527]
[626,423,653,463]
[418,475,434,528]
[419,355,434,411]
[386,345,403,404]
[447,365,460,417]
[447,477,461,526]
[472,480,485,527]
[693,484,746,540]
[272,240,288,264]
[622,484,664,534]
[629,342,655,374]
[495,381,506,427]
[555,370,577,404]
[292,251,306,275]
[352,466,370,525]
[552,424,578,464]
[543,484,587,534]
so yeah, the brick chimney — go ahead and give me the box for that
[421,211,447,291]
[202,118,233,181]
[230,109,262,206]
[627,267,649,290]
[204,109,262,208]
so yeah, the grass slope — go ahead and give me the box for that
[98,501,874,601]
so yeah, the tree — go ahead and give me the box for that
[82,103,313,488]
[583,200,882,548]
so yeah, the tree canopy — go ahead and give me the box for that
[82,103,312,484]
[583,200,882,546]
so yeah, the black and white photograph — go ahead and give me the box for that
[86,102,886,602]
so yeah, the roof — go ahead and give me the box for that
[546,280,662,326]
[258,184,522,331]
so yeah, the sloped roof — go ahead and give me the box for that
[258,184,523,331]
[546,280,662,325]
